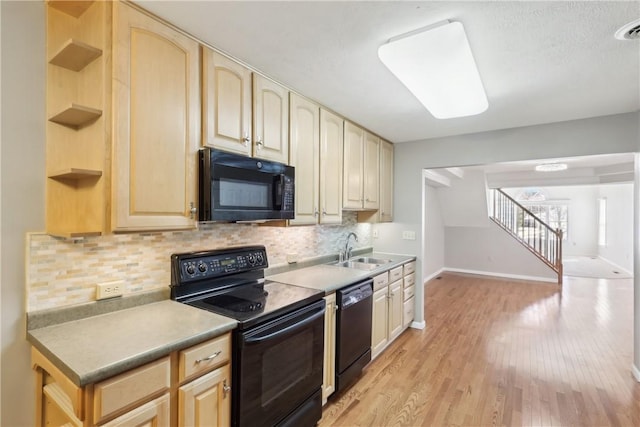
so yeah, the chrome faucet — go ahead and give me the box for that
[343,232,358,261]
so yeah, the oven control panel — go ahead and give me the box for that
[174,247,268,283]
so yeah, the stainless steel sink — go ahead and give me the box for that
[331,261,380,271]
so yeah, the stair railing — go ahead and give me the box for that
[489,189,563,284]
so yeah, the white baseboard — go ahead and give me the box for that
[633,364,640,382]
[410,320,426,330]
[443,267,557,284]
[423,268,445,285]
[597,256,633,276]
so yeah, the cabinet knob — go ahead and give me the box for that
[314,209,319,217]
[189,202,197,219]
[242,133,250,146]
[223,380,231,398]
[256,138,263,149]
[322,209,327,216]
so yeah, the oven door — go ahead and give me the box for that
[234,299,325,427]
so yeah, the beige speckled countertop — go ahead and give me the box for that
[268,252,416,294]
[27,300,237,386]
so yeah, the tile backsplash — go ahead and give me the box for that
[27,212,371,311]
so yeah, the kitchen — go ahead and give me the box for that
[2,1,640,426]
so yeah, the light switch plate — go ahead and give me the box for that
[402,231,416,240]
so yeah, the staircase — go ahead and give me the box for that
[489,189,563,284]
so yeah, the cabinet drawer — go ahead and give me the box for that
[403,297,415,327]
[404,261,416,275]
[404,272,415,288]
[403,285,415,301]
[179,333,231,382]
[372,272,389,291]
[389,266,403,282]
[93,357,170,424]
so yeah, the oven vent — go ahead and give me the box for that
[615,18,640,40]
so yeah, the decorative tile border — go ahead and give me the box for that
[26,213,372,311]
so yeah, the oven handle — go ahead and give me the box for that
[244,305,325,344]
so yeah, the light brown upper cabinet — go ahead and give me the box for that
[343,122,379,210]
[252,74,289,163]
[112,2,200,231]
[319,109,344,224]
[202,48,289,164]
[202,48,253,156]
[379,140,394,222]
[289,94,320,225]
[289,96,343,225]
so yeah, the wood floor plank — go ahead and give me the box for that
[319,272,640,426]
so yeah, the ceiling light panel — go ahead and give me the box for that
[378,21,488,119]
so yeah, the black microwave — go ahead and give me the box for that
[198,148,295,222]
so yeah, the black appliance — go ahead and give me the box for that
[335,279,373,394]
[171,246,324,427]
[199,148,295,222]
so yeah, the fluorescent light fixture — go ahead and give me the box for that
[535,163,568,172]
[378,20,488,119]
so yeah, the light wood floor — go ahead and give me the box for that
[319,272,640,426]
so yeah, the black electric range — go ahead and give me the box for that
[170,245,325,427]
[170,245,323,329]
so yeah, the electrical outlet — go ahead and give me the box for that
[286,253,299,264]
[96,281,124,300]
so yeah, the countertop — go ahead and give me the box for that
[28,300,237,386]
[268,252,416,294]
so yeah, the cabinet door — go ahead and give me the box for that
[319,109,343,224]
[343,122,364,209]
[322,293,337,404]
[379,140,394,222]
[179,364,231,427]
[371,286,388,359]
[202,48,252,156]
[113,2,199,231]
[102,394,170,427]
[363,131,380,210]
[388,280,403,341]
[253,74,289,163]
[289,93,320,225]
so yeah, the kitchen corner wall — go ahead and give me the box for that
[27,213,371,312]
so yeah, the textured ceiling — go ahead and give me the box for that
[137,1,640,143]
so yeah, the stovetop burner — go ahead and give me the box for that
[170,246,323,329]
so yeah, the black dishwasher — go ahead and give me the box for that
[335,279,373,394]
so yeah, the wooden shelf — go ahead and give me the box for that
[49,104,102,129]
[48,168,102,180]
[48,1,94,18]
[50,39,102,71]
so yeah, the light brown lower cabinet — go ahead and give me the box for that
[179,364,231,426]
[33,333,231,427]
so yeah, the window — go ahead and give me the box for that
[598,198,607,246]
[515,188,568,240]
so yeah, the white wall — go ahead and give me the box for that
[1,2,44,425]
[437,169,491,227]
[598,183,634,273]
[423,184,445,280]
[445,222,557,281]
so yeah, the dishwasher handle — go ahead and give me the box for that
[339,280,373,309]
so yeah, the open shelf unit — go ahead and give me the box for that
[46,0,110,238]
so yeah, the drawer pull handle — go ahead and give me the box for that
[195,351,222,364]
